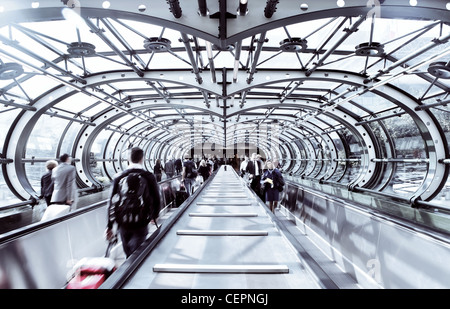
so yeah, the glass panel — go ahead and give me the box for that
[429,108,450,208]
[292,139,307,175]
[90,129,113,184]
[382,114,427,196]
[338,128,363,184]
[55,91,102,114]
[367,121,393,190]
[24,162,46,194]
[60,122,81,156]
[327,131,346,182]
[0,109,20,154]
[26,114,68,158]
[0,171,22,207]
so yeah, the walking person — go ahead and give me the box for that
[181,154,197,196]
[246,153,262,197]
[106,147,161,258]
[198,159,210,183]
[154,159,164,182]
[40,160,58,206]
[175,157,182,175]
[261,161,285,213]
[239,156,249,177]
[164,157,175,178]
[51,153,78,211]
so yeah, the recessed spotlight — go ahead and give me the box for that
[102,1,111,9]
[31,2,40,8]
[138,4,146,12]
[337,0,345,7]
[409,0,417,6]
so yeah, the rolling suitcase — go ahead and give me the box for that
[66,240,117,289]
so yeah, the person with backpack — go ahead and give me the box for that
[181,153,197,196]
[105,147,161,258]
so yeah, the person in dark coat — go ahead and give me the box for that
[40,160,58,206]
[198,159,210,182]
[154,159,164,182]
[261,161,285,213]
[246,153,262,197]
[175,157,182,175]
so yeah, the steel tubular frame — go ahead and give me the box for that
[0,1,448,210]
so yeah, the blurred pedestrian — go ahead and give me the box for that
[51,154,78,211]
[154,159,164,182]
[106,147,161,257]
[261,161,285,213]
[40,160,58,206]
[181,154,197,196]
[165,157,175,178]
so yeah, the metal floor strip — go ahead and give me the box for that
[153,264,289,273]
[196,202,252,206]
[202,194,247,199]
[176,229,268,236]
[189,213,258,217]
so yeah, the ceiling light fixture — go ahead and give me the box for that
[279,38,308,52]
[67,42,96,57]
[427,61,450,79]
[0,62,24,80]
[355,42,384,57]
[144,37,172,52]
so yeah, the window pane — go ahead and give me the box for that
[26,114,68,158]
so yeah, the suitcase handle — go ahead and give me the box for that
[105,237,118,258]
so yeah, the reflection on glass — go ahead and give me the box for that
[382,115,427,197]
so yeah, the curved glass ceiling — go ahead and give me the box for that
[0,0,449,209]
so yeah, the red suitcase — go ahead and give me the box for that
[66,240,117,289]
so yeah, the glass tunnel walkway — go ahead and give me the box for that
[0,0,449,289]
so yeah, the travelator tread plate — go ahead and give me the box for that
[189,213,258,217]
[153,264,289,273]
[201,195,248,199]
[121,167,320,289]
[177,229,269,236]
[196,202,252,206]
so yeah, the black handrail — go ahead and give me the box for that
[0,200,107,245]
[0,176,183,244]
[0,197,39,211]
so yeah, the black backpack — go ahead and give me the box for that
[113,171,152,228]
